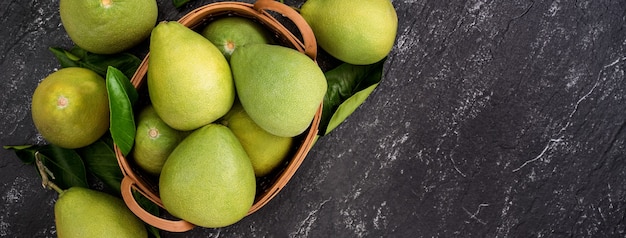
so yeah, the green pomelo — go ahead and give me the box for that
[60,0,158,54]
[31,67,109,149]
[55,187,147,238]
[200,16,274,61]
[132,105,187,175]
[230,44,327,137]
[159,124,256,228]
[148,21,234,131]
[300,0,398,65]
[221,101,293,177]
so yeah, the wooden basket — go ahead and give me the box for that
[114,0,321,232]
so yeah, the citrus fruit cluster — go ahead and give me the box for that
[28,0,398,235]
[133,17,327,228]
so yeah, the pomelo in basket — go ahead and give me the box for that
[148,21,234,131]
[60,0,158,54]
[31,67,109,149]
[132,105,187,175]
[221,101,293,177]
[200,16,274,61]
[230,44,327,137]
[159,124,256,228]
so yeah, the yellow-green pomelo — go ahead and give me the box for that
[221,101,293,177]
[230,44,327,137]
[31,67,109,149]
[55,187,147,238]
[60,0,158,54]
[200,17,274,61]
[159,124,256,228]
[132,105,187,175]
[148,21,234,131]
[300,0,398,65]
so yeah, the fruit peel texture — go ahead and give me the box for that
[230,44,327,137]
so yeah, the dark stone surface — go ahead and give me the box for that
[1,0,626,237]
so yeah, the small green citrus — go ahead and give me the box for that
[132,105,187,175]
[221,101,293,177]
[60,0,158,54]
[200,16,274,61]
[31,67,109,149]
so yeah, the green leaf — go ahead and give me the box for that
[173,0,194,8]
[5,144,88,190]
[109,64,139,105]
[133,191,161,238]
[320,59,385,135]
[106,66,137,156]
[49,46,141,79]
[37,145,89,189]
[4,145,37,164]
[146,224,161,238]
[77,138,124,194]
[49,47,81,68]
[325,83,379,135]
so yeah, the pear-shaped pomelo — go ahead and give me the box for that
[148,21,234,131]
[230,44,327,137]
[31,67,109,149]
[60,0,158,54]
[300,0,398,65]
[201,16,274,61]
[132,105,187,175]
[55,187,147,238]
[159,124,256,228]
[221,101,293,177]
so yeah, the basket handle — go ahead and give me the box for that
[120,177,195,232]
[253,0,317,60]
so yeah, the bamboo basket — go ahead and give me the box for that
[114,0,321,232]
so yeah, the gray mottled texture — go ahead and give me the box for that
[1,0,625,237]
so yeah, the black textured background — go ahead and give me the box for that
[1,0,626,237]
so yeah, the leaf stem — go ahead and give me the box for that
[35,152,64,194]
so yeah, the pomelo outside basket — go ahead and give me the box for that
[114,0,321,232]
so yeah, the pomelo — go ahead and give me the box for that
[300,0,398,65]
[60,0,158,54]
[31,67,109,149]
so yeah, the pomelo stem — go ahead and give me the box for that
[101,0,112,7]
[35,152,64,194]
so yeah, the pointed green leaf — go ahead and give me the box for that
[77,138,124,194]
[4,145,37,164]
[49,47,80,68]
[320,58,385,135]
[133,191,161,238]
[106,66,136,156]
[49,46,141,79]
[6,144,88,189]
[325,83,379,135]
[37,145,89,189]
[173,0,194,8]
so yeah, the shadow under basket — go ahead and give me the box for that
[114,0,321,232]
